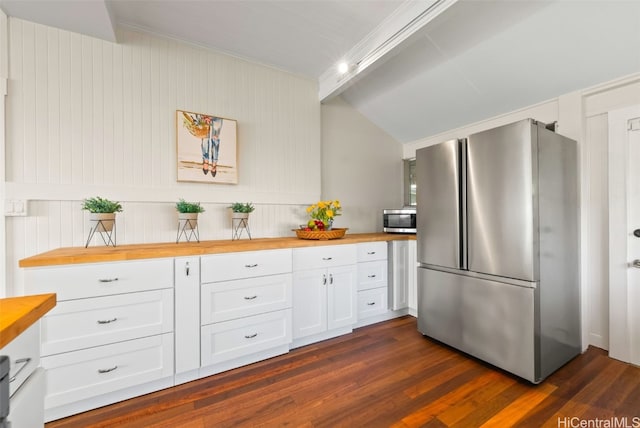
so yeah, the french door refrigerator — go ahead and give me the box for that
[416,118,581,383]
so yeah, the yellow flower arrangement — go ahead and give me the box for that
[305,200,342,230]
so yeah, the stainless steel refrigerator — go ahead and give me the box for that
[416,118,581,383]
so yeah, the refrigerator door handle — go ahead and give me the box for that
[460,138,467,270]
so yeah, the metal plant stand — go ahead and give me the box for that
[85,220,116,248]
[232,218,251,240]
[176,219,200,243]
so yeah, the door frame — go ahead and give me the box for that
[608,104,640,363]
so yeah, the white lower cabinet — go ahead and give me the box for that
[388,240,418,315]
[199,250,293,376]
[24,258,175,422]
[292,245,357,347]
[355,242,390,326]
[20,238,414,422]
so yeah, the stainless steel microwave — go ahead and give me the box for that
[383,208,416,233]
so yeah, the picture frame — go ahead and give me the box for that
[176,109,238,184]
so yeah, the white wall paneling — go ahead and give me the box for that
[4,19,321,296]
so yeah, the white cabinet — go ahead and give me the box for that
[174,257,200,382]
[356,242,389,325]
[199,249,293,376]
[24,258,175,422]
[389,239,417,314]
[292,245,357,347]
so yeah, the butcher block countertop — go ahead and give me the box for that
[19,233,416,268]
[0,293,56,348]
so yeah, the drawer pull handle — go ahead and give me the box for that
[322,257,333,261]
[9,357,32,382]
[367,302,376,306]
[245,264,258,268]
[322,274,327,285]
[367,251,376,255]
[368,274,377,278]
[185,262,190,276]
[97,317,118,324]
[244,333,258,339]
[244,295,258,300]
[98,278,119,283]
[329,274,334,285]
[98,366,118,374]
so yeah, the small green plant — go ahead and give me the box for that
[81,196,123,213]
[175,199,205,213]
[229,202,255,213]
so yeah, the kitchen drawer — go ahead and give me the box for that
[201,249,292,283]
[41,333,174,410]
[24,258,174,301]
[201,309,291,366]
[293,244,357,271]
[357,242,388,262]
[41,289,174,356]
[358,287,388,319]
[0,322,40,397]
[202,274,292,324]
[357,260,387,291]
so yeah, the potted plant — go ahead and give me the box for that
[82,196,122,233]
[229,202,255,220]
[176,199,205,231]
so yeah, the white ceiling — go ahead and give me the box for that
[1,0,639,143]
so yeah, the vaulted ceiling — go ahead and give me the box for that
[1,0,639,143]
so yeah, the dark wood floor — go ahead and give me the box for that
[47,316,640,428]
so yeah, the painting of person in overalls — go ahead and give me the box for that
[202,117,223,177]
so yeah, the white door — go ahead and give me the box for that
[608,105,640,365]
[627,117,640,365]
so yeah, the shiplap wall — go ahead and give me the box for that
[4,20,321,296]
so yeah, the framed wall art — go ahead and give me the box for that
[176,110,238,184]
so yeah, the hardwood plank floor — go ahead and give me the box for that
[47,316,640,428]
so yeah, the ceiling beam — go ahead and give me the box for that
[318,0,458,102]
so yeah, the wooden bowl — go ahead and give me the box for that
[293,228,348,240]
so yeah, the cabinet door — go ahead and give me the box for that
[292,268,327,339]
[390,241,409,310]
[175,257,200,374]
[407,240,418,313]
[327,265,357,331]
